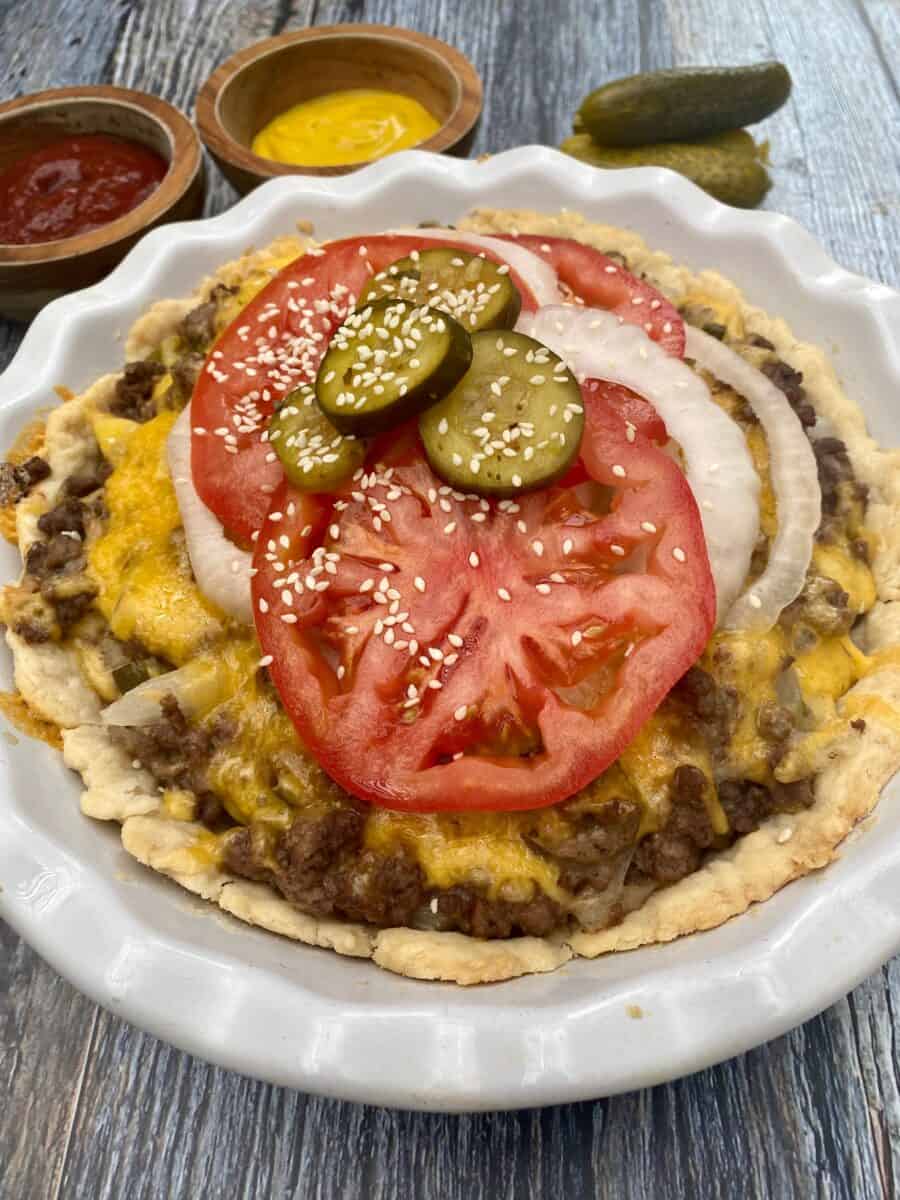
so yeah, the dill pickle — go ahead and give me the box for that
[560,132,771,208]
[577,62,792,146]
[268,384,367,491]
[420,331,584,496]
[359,247,522,333]
[316,297,472,436]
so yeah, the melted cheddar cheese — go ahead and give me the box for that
[88,411,223,662]
[365,811,563,902]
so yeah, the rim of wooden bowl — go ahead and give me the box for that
[195,24,484,181]
[0,86,204,265]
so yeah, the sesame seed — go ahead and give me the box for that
[571,630,583,646]
[672,547,687,563]
[611,465,626,478]
[258,598,269,614]
[454,705,468,721]
[563,538,574,554]
[536,583,551,594]
[532,540,544,557]
[748,593,762,609]
[468,551,480,568]
[258,655,274,668]
[448,633,464,648]
[641,521,657,533]
[414,576,426,593]
[497,587,512,602]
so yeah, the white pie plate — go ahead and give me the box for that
[1,148,899,1113]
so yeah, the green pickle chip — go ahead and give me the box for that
[315,297,473,436]
[359,247,521,333]
[268,383,367,492]
[420,331,585,497]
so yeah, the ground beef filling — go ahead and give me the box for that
[111,695,235,830]
[221,811,566,938]
[179,283,236,351]
[223,809,429,929]
[0,455,50,505]
[11,474,110,643]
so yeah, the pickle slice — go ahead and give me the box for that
[268,384,367,491]
[359,248,522,333]
[316,297,473,436]
[420,331,585,496]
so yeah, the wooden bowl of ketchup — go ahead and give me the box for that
[196,25,483,195]
[0,86,205,321]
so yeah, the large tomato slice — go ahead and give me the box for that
[191,235,543,544]
[494,232,685,355]
[251,397,714,813]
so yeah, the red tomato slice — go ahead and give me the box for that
[251,398,714,813]
[582,379,668,444]
[191,235,542,544]
[493,233,685,355]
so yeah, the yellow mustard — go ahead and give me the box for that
[251,88,440,167]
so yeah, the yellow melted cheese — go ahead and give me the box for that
[88,410,223,663]
[812,543,877,613]
[745,425,777,537]
[365,810,562,902]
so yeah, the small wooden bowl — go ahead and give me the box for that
[196,25,483,194]
[0,86,205,321]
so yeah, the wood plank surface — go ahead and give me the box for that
[0,1,898,1197]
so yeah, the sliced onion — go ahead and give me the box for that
[168,406,253,624]
[390,226,561,307]
[685,327,821,630]
[522,305,760,623]
[102,661,223,727]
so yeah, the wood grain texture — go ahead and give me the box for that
[0,1,898,1197]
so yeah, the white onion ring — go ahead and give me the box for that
[168,406,253,624]
[685,327,821,631]
[522,305,760,623]
[101,660,225,727]
[391,226,561,307]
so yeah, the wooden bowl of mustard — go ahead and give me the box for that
[0,86,205,321]
[195,25,483,194]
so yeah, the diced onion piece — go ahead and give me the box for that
[168,406,253,623]
[101,660,222,727]
[390,226,561,307]
[522,305,760,622]
[685,326,821,630]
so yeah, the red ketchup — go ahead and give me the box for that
[0,133,168,245]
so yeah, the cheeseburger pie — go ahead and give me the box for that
[2,209,898,985]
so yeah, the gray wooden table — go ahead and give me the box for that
[2,1,899,1196]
